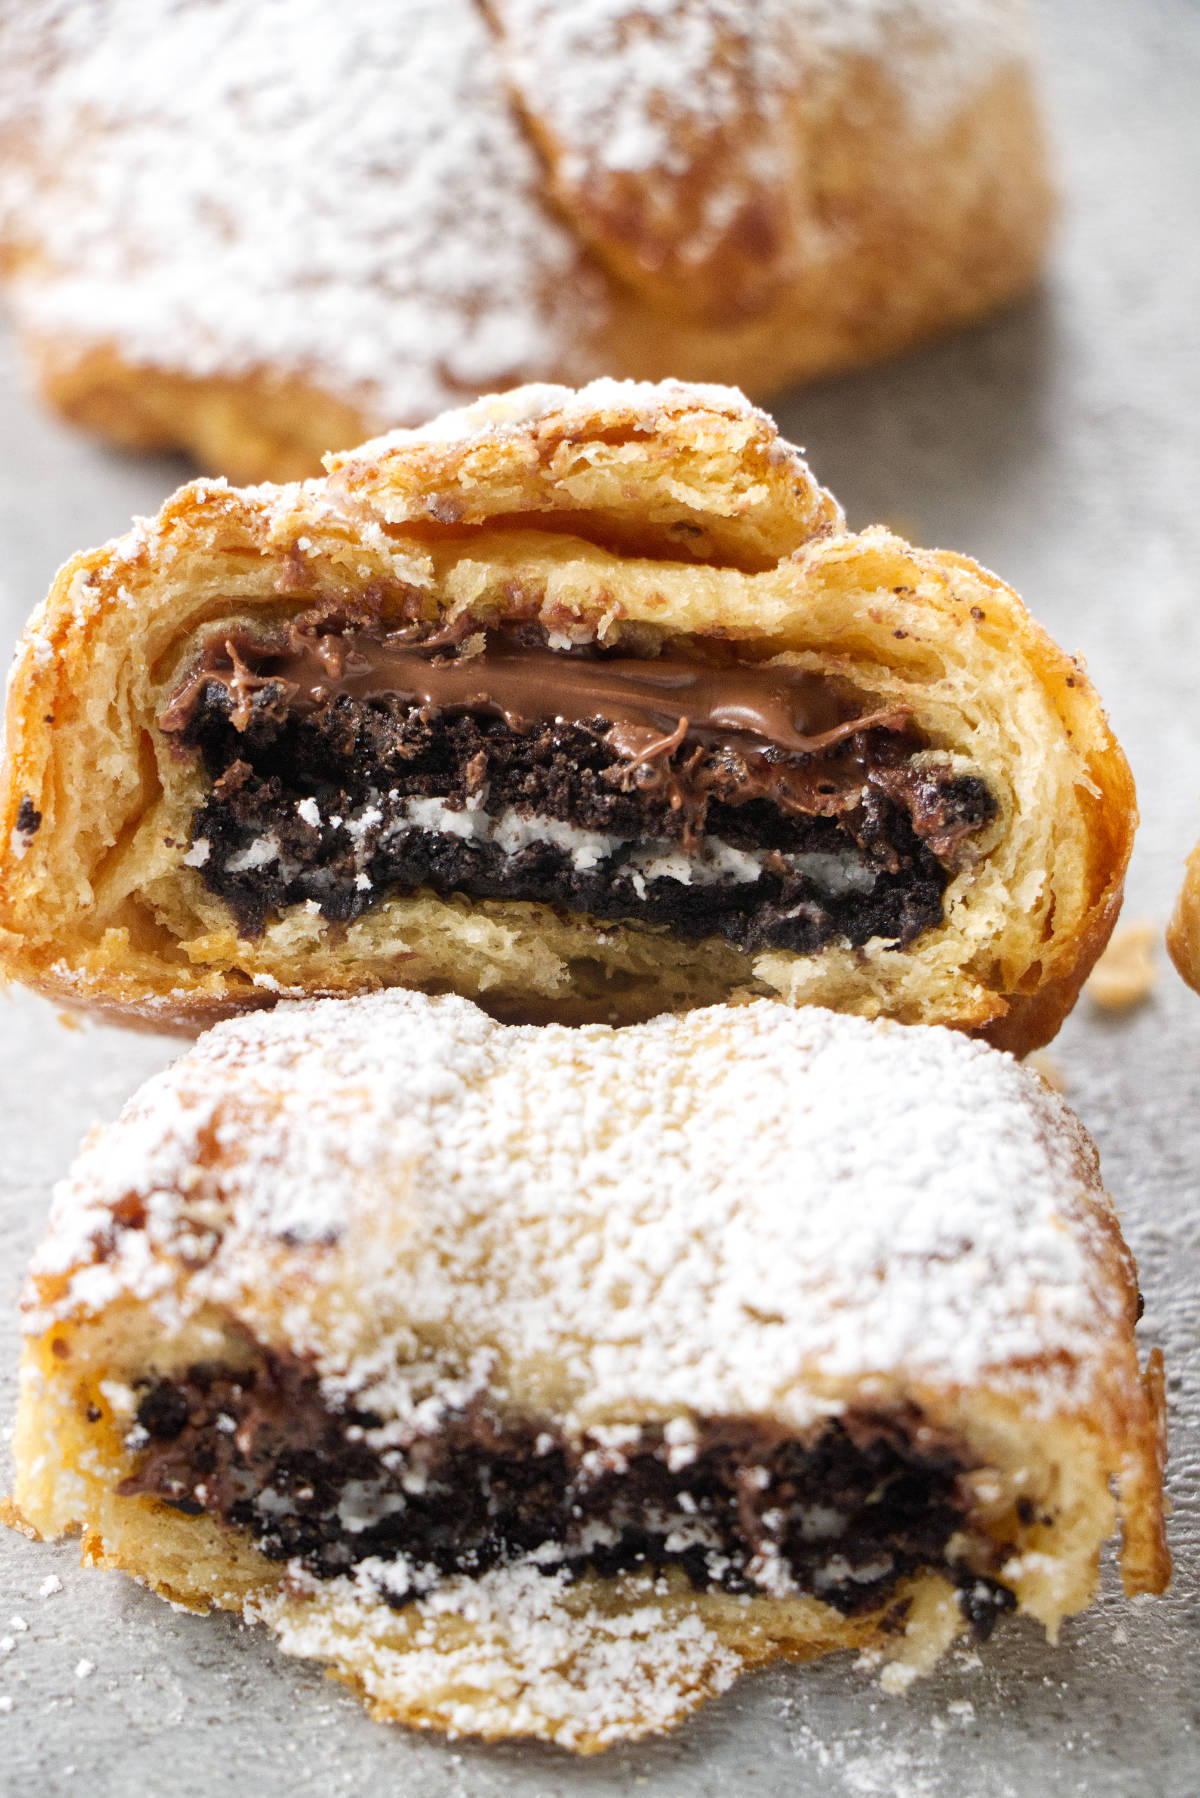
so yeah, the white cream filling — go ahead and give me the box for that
[335,1480,412,1534]
[223,831,281,873]
[181,836,211,867]
[812,1554,896,1591]
[199,792,880,898]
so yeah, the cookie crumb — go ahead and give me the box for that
[38,1576,63,1598]
[1087,922,1156,1010]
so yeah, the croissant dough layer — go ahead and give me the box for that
[0,1,1052,480]
[0,381,1133,1047]
[10,993,1168,1749]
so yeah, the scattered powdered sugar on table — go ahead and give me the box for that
[32,992,1125,1429]
[783,1717,983,1797]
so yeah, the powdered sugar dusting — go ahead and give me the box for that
[353,375,761,457]
[0,0,604,428]
[495,0,1030,185]
[254,1559,740,1747]
[32,993,1126,1430]
[493,0,804,283]
[0,2,1031,427]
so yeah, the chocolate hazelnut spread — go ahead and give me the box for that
[120,1355,1016,1634]
[161,623,998,948]
[162,626,913,759]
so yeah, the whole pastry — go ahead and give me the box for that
[0,0,1052,479]
[0,381,1134,1047]
[9,993,1168,1750]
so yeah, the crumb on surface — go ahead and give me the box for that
[1022,1049,1065,1091]
[1086,922,1157,1011]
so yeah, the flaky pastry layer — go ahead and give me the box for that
[0,381,1133,1048]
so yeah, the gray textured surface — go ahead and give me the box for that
[1,1,1198,1790]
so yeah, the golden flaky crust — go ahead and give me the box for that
[0,2,1052,480]
[8,994,1170,1749]
[1168,847,1200,996]
[0,381,1134,1047]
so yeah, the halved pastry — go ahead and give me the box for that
[8,993,1169,1750]
[0,0,1052,480]
[0,381,1133,1049]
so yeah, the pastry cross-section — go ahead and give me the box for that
[0,381,1134,1048]
[10,992,1168,1750]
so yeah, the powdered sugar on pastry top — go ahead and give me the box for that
[0,1,1032,428]
[31,992,1131,1431]
[496,0,1030,176]
[350,377,767,455]
[0,0,604,427]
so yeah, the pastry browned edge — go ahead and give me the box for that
[0,0,1052,480]
[6,993,1169,1750]
[1168,854,1200,995]
[0,381,1134,1048]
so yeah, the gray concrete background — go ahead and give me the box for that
[1,1,1198,1791]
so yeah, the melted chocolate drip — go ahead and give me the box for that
[161,625,912,759]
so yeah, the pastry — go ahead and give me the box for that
[1168,857,1200,995]
[8,992,1169,1750]
[0,381,1134,1048]
[0,0,1052,481]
